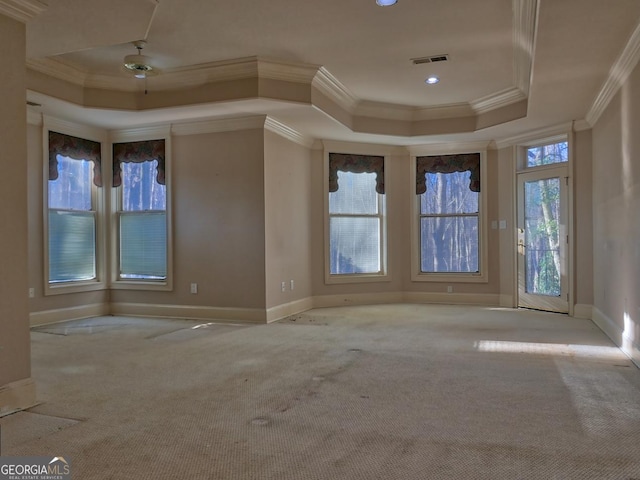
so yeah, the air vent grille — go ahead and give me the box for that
[411,54,449,65]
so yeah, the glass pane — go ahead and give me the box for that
[527,142,568,167]
[48,156,93,211]
[48,210,96,282]
[524,178,561,296]
[330,217,380,274]
[120,212,167,279]
[122,161,166,211]
[420,216,478,273]
[420,172,478,215]
[329,172,379,214]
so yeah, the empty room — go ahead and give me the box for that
[1,0,640,478]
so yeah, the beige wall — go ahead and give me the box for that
[592,60,640,361]
[111,129,267,310]
[264,131,313,309]
[310,148,501,300]
[26,123,109,314]
[497,146,516,305]
[0,14,33,406]
[573,129,594,307]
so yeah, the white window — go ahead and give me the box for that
[112,139,171,287]
[526,140,568,168]
[414,152,486,281]
[327,153,386,281]
[46,130,102,290]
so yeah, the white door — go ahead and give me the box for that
[517,166,569,313]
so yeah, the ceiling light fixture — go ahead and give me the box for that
[123,40,154,79]
[425,75,440,85]
[376,0,398,6]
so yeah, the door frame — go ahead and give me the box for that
[513,135,574,316]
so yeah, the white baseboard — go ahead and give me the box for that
[109,302,266,324]
[403,292,501,306]
[592,306,640,368]
[500,294,515,308]
[266,297,314,323]
[30,303,110,327]
[573,304,593,319]
[312,291,404,309]
[0,378,37,418]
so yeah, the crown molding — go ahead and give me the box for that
[495,122,571,149]
[110,125,171,142]
[585,19,640,127]
[171,115,267,136]
[0,0,47,22]
[312,67,359,113]
[406,141,491,156]
[572,119,591,132]
[470,87,526,115]
[321,139,407,156]
[256,57,320,84]
[354,100,474,122]
[264,117,313,148]
[513,0,539,96]
[29,56,321,94]
[27,57,85,87]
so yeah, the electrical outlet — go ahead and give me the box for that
[447,286,453,293]
[290,279,295,290]
[28,287,35,298]
[190,283,198,294]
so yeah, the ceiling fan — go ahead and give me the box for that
[122,1,160,81]
[123,40,158,79]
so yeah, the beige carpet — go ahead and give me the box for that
[2,305,640,479]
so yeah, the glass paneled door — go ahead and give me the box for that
[517,166,569,313]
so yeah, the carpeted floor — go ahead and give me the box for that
[2,304,640,479]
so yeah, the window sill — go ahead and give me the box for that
[411,272,487,284]
[325,273,391,285]
[45,280,106,296]
[110,279,173,291]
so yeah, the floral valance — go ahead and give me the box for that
[329,153,385,194]
[416,153,480,194]
[49,131,102,187]
[112,139,166,187]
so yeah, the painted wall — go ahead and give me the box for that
[263,131,312,310]
[111,129,267,311]
[310,147,501,303]
[0,14,34,410]
[497,146,516,306]
[26,123,109,316]
[573,129,593,308]
[592,60,640,364]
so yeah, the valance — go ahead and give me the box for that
[329,153,385,194]
[113,139,166,187]
[416,153,480,194]
[49,131,102,187]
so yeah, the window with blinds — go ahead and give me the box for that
[327,153,386,278]
[48,155,97,283]
[117,159,167,280]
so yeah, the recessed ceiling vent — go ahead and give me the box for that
[411,54,449,65]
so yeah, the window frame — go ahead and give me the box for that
[109,127,173,291]
[410,148,488,283]
[43,118,107,296]
[324,146,389,285]
[518,135,569,172]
